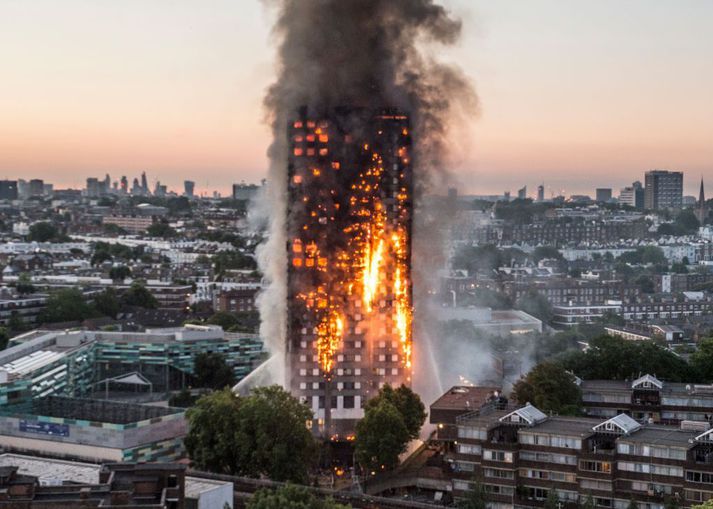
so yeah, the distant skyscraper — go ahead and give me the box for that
[141,172,149,195]
[131,178,141,196]
[517,186,527,200]
[619,186,635,207]
[86,177,101,198]
[596,188,612,203]
[0,181,18,201]
[537,184,545,202]
[633,181,645,209]
[696,178,707,224]
[644,170,683,210]
[232,182,259,201]
[28,179,44,197]
[184,180,195,198]
[120,176,128,194]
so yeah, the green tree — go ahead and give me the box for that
[185,386,315,482]
[28,222,65,242]
[512,362,581,415]
[147,222,177,238]
[691,337,713,381]
[457,481,488,509]
[0,327,9,351]
[247,484,350,509]
[193,352,235,390]
[635,274,655,294]
[532,245,562,263]
[627,499,639,509]
[8,312,26,333]
[94,288,120,319]
[543,489,560,509]
[364,384,426,439]
[355,399,410,472]
[169,388,198,408]
[39,288,95,324]
[121,282,158,309]
[515,290,553,323]
[692,501,713,509]
[15,273,35,295]
[91,250,112,266]
[581,494,595,509]
[109,265,131,281]
[560,335,697,382]
[206,311,239,331]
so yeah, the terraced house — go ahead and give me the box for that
[439,403,713,508]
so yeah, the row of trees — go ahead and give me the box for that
[512,334,713,415]
[184,383,426,483]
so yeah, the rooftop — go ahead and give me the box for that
[430,385,502,412]
[4,397,183,425]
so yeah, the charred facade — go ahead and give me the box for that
[286,108,413,437]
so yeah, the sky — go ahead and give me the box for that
[0,0,712,197]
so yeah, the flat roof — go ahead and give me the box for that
[431,386,501,412]
[617,426,696,448]
[8,397,184,425]
[0,453,99,484]
[0,453,231,497]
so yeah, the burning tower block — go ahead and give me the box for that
[287,108,413,438]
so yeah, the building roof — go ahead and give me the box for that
[592,414,642,435]
[617,426,696,448]
[632,374,663,390]
[500,404,547,426]
[430,386,501,413]
[520,416,599,438]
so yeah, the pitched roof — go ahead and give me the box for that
[631,374,663,390]
[592,414,642,435]
[499,404,547,426]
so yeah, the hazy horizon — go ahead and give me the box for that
[1,0,712,197]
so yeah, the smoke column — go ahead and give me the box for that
[254,0,476,395]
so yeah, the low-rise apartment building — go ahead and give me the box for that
[581,374,713,425]
[441,403,713,508]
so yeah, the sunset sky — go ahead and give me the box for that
[1,0,712,197]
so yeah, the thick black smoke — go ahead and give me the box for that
[252,0,476,390]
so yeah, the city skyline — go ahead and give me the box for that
[1,1,712,196]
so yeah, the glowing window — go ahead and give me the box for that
[294,135,304,142]
[306,134,316,142]
[293,121,303,128]
[293,148,303,156]
[293,175,303,184]
[319,148,329,156]
[319,135,329,143]
[331,162,340,170]
[292,258,303,267]
[306,148,316,156]
[307,121,316,128]
[292,240,303,252]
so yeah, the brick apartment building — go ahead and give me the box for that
[431,397,713,508]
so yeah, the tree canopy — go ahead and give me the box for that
[193,352,235,390]
[247,485,350,509]
[512,362,581,415]
[38,288,96,324]
[364,384,426,440]
[560,335,698,382]
[185,386,315,482]
[27,222,68,242]
[691,337,713,382]
[355,399,410,472]
[515,290,553,323]
[93,288,120,319]
[121,282,158,309]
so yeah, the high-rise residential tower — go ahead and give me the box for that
[644,170,683,210]
[286,108,413,438]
